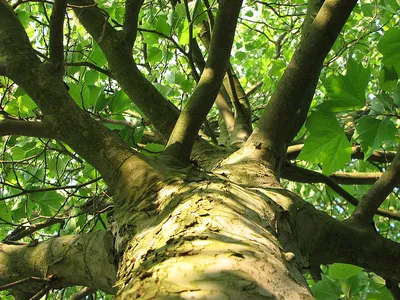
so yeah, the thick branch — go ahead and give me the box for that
[0,231,116,296]
[70,0,179,138]
[244,0,358,170]
[287,193,400,282]
[351,148,400,225]
[0,119,55,139]
[0,0,153,187]
[166,0,243,161]
[123,0,144,48]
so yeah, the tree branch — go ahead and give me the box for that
[65,61,112,77]
[0,231,116,296]
[70,0,179,138]
[49,0,67,72]
[0,0,154,187]
[244,0,358,171]
[123,0,144,48]
[282,163,400,221]
[166,0,243,161]
[0,119,55,139]
[286,193,400,283]
[5,218,64,241]
[287,144,396,164]
[351,148,400,225]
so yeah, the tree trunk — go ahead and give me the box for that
[111,158,313,299]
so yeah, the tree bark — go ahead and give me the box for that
[111,162,313,299]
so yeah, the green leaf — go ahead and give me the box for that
[375,93,395,112]
[379,65,398,92]
[269,60,286,77]
[83,85,102,107]
[90,42,107,67]
[298,110,352,174]
[109,90,132,114]
[355,117,397,160]
[311,275,342,300]
[147,47,163,63]
[0,202,12,224]
[378,28,400,75]
[329,263,363,280]
[156,15,171,35]
[10,147,26,160]
[322,59,370,112]
[142,32,159,45]
[94,94,111,112]
[178,19,190,45]
[84,70,99,85]
[393,83,400,106]
[30,191,65,216]
[142,143,164,156]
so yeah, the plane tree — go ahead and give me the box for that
[0,0,400,299]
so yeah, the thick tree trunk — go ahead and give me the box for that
[111,158,314,299]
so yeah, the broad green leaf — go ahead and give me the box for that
[69,84,84,108]
[147,47,163,63]
[143,143,164,156]
[393,83,400,106]
[17,94,37,118]
[30,191,65,216]
[322,59,370,112]
[133,126,144,143]
[4,101,19,116]
[82,85,102,107]
[329,263,362,280]
[355,117,397,160]
[375,93,395,112]
[90,42,107,67]
[153,83,172,97]
[84,70,99,85]
[0,202,12,224]
[269,60,286,77]
[109,90,132,114]
[311,275,342,300]
[10,147,26,160]
[178,19,190,45]
[94,94,111,112]
[298,110,352,174]
[156,15,171,36]
[379,65,398,92]
[378,28,400,75]
[142,32,159,45]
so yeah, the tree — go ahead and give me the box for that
[0,0,399,298]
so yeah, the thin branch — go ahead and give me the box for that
[245,81,263,97]
[282,163,400,221]
[0,177,101,201]
[123,0,144,48]
[287,144,396,164]
[65,61,112,77]
[165,0,243,161]
[0,277,51,292]
[6,218,64,241]
[351,148,400,225]
[70,287,97,300]
[49,0,67,70]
